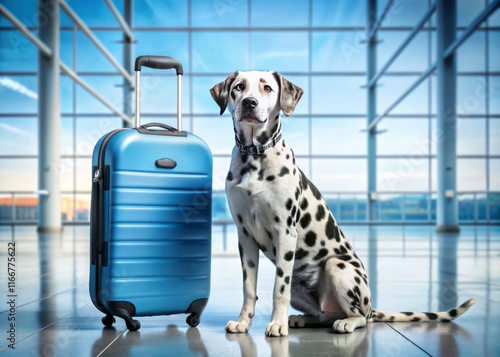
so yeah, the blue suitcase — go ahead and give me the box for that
[89,56,212,331]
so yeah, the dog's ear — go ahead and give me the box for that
[210,72,238,115]
[272,72,303,116]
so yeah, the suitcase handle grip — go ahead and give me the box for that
[136,122,188,137]
[134,55,183,75]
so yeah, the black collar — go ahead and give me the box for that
[235,129,282,155]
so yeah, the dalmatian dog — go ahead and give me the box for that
[210,71,477,337]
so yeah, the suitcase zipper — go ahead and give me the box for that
[92,128,126,313]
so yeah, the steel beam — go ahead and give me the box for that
[37,0,61,233]
[57,0,133,83]
[105,0,133,39]
[367,0,394,41]
[367,0,378,222]
[436,0,459,232]
[122,0,133,128]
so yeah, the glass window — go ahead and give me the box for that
[312,1,365,26]
[134,0,188,27]
[377,194,403,221]
[60,159,75,192]
[377,158,430,192]
[213,157,231,191]
[457,31,485,72]
[0,118,37,156]
[404,194,429,221]
[75,75,129,114]
[311,158,367,193]
[377,76,428,115]
[60,76,74,115]
[489,76,500,114]
[378,118,430,156]
[0,76,37,114]
[76,30,123,73]
[193,76,231,114]
[74,117,122,156]
[251,0,309,27]
[311,76,366,115]
[75,158,91,192]
[281,116,309,156]
[250,32,308,72]
[0,159,37,191]
[490,193,500,221]
[457,159,487,191]
[377,31,429,72]
[0,30,38,71]
[490,159,500,191]
[458,194,475,221]
[64,0,120,27]
[312,32,366,72]
[377,1,430,27]
[192,117,234,156]
[490,119,500,155]
[457,118,486,155]
[457,0,487,27]
[456,76,487,115]
[311,118,366,156]
[191,0,248,27]
[0,0,37,27]
[489,31,500,72]
[192,32,249,73]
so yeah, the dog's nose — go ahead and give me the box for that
[242,97,258,109]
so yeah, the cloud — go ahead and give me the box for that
[0,77,38,100]
[0,123,30,136]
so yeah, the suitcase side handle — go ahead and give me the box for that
[134,56,183,130]
[134,55,184,75]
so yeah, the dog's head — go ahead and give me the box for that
[210,71,303,125]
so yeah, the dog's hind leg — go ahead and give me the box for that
[323,258,372,334]
[225,230,260,333]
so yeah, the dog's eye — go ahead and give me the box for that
[235,83,245,91]
[264,85,273,93]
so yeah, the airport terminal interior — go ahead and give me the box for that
[0,0,499,356]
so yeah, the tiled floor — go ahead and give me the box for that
[0,225,499,356]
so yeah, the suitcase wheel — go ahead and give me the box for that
[126,319,141,332]
[186,313,200,328]
[102,315,116,327]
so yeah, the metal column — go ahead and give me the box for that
[367,0,377,222]
[38,0,61,232]
[436,0,459,232]
[123,0,134,128]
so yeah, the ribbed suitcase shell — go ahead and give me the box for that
[89,127,212,329]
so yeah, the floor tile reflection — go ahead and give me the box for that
[0,225,498,356]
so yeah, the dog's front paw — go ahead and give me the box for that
[226,320,251,333]
[265,321,288,337]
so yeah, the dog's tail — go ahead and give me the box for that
[369,298,477,323]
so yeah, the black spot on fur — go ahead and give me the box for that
[237,215,243,223]
[410,317,421,322]
[425,312,438,320]
[243,269,247,281]
[304,231,317,247]
[266,175,275,181]
[350,261,361,268]
[296,264,309,272]
[295,248,309,260]
[338,255,352,261]
[295,187,300,200]
[325,215,338,241]
[300,213,312,229]
[277,267,284,277]
[401,312,414,316]
[248,259,255,268]
[285,198,293,210]
[258,169,265,181]
[241,153,248,163]
[279,166,290,177]
[354,277,361,284]
[274,216,280,223]
[308,180,322,200]
[267,229,273,240]
[315,205,326,221]
[280,285,285,294]
[296,209,301,222]
[243,227,249,236]
[337,263,346,269]
[284,251,294,261]
[287,216,293,226]
[300,198,308,210]
[273,246,277,256]
[240,163,257,177]
[448,309,458,317]
[440,318,451,322]
[313,248,328,260]
[257,131,269,145]
[364,297,369,305]
[291,206,297,218]
[284,276,290,284]
[238,243,243,259]
[227,171,233,181]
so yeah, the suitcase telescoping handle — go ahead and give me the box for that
[134,55,184,131]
